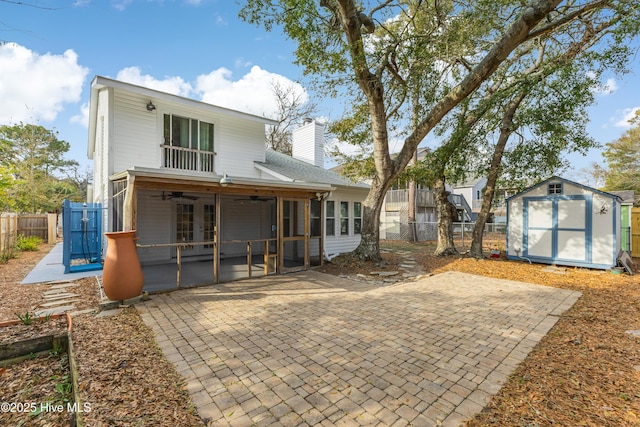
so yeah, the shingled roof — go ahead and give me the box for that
[255,149,369,189]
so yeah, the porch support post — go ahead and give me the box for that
[304,199,310,269]
[214,194,220,283]
[247,241,252,278]
[212,226,217,284]
[277,197,283,274]
[122,174,137,231]
[264,240,269,275]
[176,245,181,287]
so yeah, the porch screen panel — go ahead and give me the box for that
[204,204,215,249]
[112,180,126,232]
[310,199,321,267]
[176,204,194,252]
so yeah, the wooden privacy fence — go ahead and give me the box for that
[18,214,57,242]
[1,213,57,256]
[1,213,18,256]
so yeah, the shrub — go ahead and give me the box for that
[0,248,16,263]
[16,235,42,251]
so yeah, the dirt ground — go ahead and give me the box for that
[1,239,639,426]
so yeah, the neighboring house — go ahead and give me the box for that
[506,176,622,270]
[87,76,368,285]
[380,162,483,240]
[450,176,487,215]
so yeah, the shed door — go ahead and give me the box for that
[524,197,588,262]
[556,199,587,262]
[525,200,553,258]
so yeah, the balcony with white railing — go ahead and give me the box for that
[162,145,215,173]
[384,189,436,211]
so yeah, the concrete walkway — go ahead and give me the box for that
[21,243,102,285]
[138,270,581,427]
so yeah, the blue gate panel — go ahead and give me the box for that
[62,199,103,274]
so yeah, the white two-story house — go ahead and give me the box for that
[87,76,368,288]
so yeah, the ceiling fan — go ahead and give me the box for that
[234,195,273,203]
[152,191,199,201]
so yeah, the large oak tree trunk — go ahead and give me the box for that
[408,149,418,242]
[355,177,390,263]
[470,93,525,257]
[434,177,459,256]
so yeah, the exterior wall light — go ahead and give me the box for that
[146,101,156,112]
[220,172,233,186]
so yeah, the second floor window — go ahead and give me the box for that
[163,114,215,172]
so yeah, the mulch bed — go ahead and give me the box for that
[0,315,68,346]
[1,352,73,427]
[72,308,204,427]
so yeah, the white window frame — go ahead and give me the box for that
[354,202,362,234]
[340,201,350,236]
[325,200,335,236]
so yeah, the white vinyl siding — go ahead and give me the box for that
[111,90,159,173]
[107,89,266,179]
[324,189,365,257]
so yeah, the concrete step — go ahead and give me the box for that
[42,293,80,301]
[39,299,80,308]
[35,305,76,317]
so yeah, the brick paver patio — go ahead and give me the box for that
[138,270,581,426]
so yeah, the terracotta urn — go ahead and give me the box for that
[102,231,144,301]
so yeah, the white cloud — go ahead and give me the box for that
[0,43,89,124]
[591,77,618,95]
[70,102,90,127]
[195,65,308,118]
[116,67,193,97]
[234,58,252,68]
[111,0,133,12]
[614,107,640,128]
[215,14,227,25]
[110,65,309,120]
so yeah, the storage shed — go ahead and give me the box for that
[507,176,622,270]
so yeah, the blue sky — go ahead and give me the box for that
[2,0,639,185]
